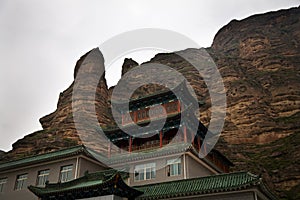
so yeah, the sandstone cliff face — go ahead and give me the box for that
[211,6,300,144]
[209,7,300,198]
[1,6,299,199]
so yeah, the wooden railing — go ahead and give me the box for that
[122,101,180,125]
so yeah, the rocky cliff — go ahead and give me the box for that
[210,6,300,144]
[209,6,300,198]
[1,6,299,199]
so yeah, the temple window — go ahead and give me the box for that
[167,158,181,176]
[0,177,7,192]
[15,174,28,190]
[60,165,73,183]
[134,163,156,181]
[36,169,50,186]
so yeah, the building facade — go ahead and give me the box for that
[0,146,106,200]
[0,83,277,200]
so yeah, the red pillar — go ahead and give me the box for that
[163,103,167,115]
[134,111,137,123]
[183,125,187,143]
[177,100,181,112]
[129,136,132,153]
[192,135,195,146]
[159,131,163,148]
[197,136,201,153]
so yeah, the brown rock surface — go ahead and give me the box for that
[210,6,300,145]
[211,6,300,198]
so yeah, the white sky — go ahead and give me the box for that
[0,0,299,151]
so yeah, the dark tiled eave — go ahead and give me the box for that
[29,170,143,200]
[103,108,207,142]
[106,143,228,174]
[0,145,94,171]
[107,142,192,165]
[134,172,278,200]
[111,81,203,112]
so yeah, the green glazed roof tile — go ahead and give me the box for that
[0,145,89,171]
[134,172,277,200]
[28,169,142,199]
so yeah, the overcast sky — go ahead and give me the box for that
[0,0,299,152]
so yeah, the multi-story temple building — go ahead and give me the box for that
[0,83,277,200]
